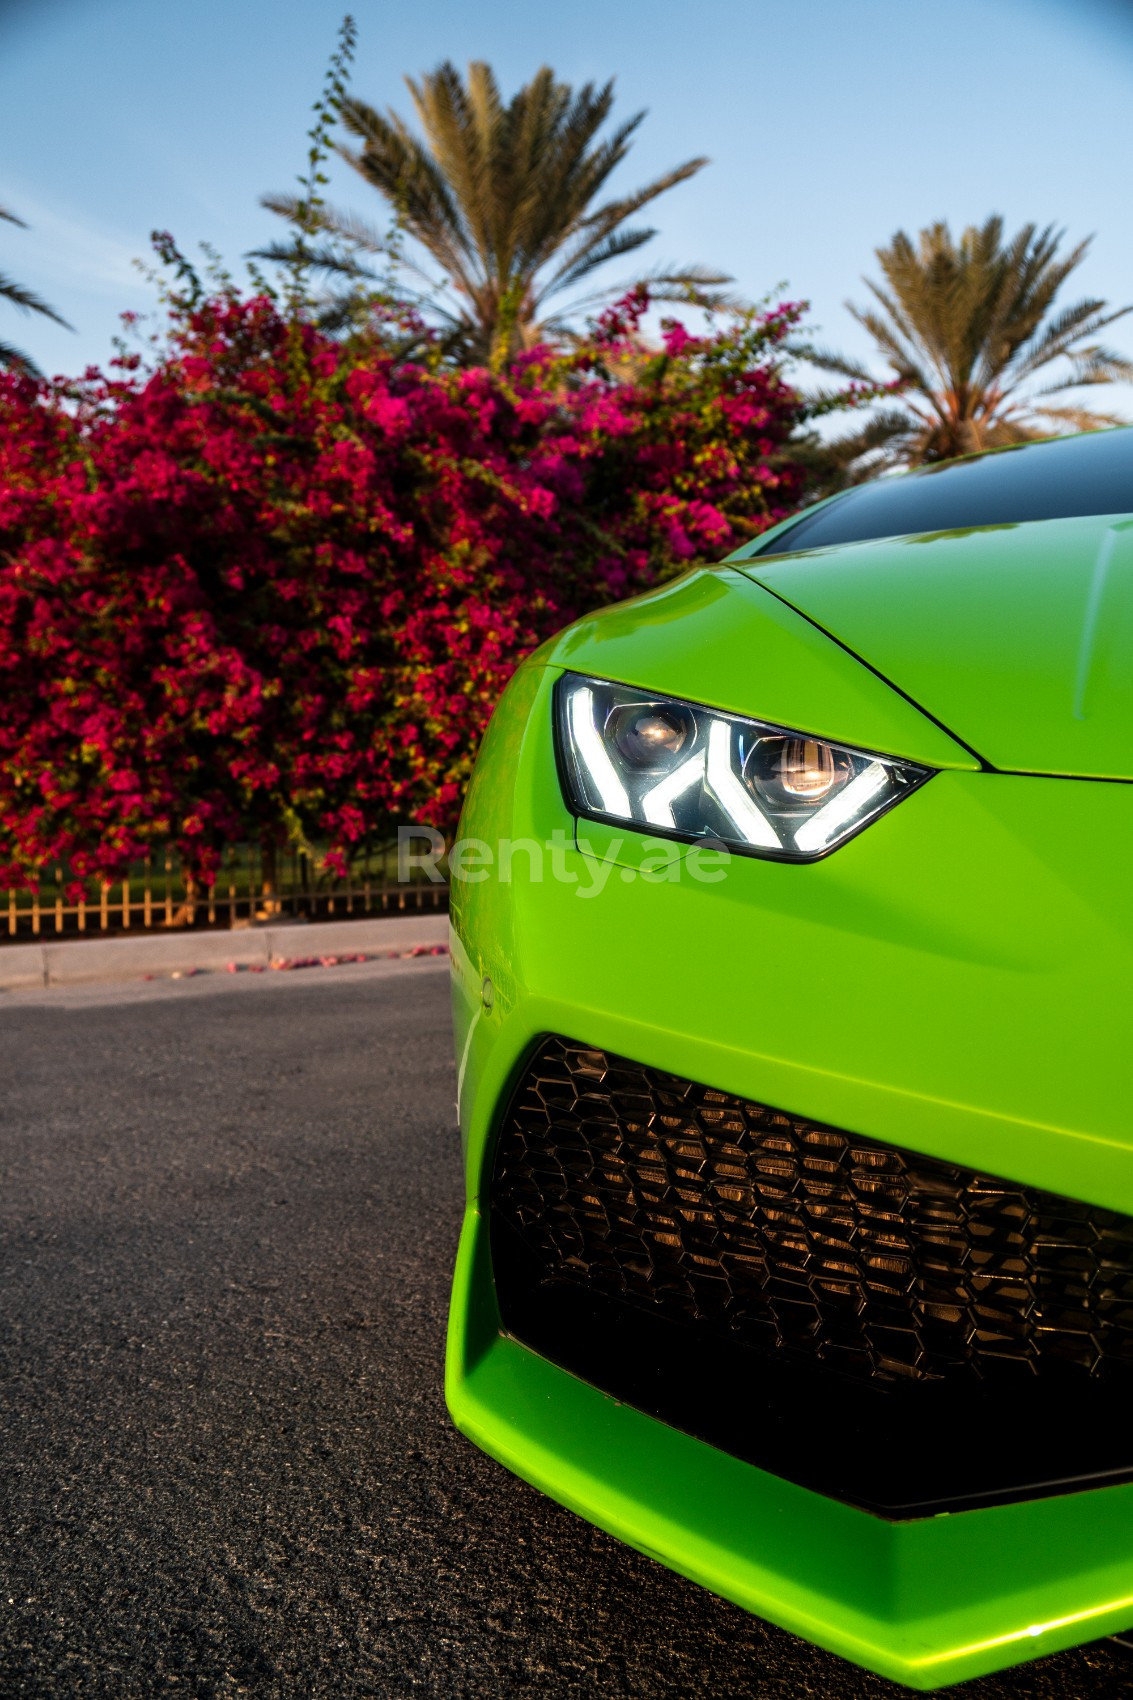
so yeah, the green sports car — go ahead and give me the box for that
[445,427,1133,1690]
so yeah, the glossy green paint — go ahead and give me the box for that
[446,570,1133,1690]
[737,513,1133,779]
[452,658,1133,1209]
[548,567,975,769]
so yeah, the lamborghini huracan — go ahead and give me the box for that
[446,427,1133,1688]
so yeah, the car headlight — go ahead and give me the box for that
[555,673,933,862]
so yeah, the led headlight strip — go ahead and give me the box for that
[556,673,933,863]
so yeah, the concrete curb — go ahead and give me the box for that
[0,913,450,992]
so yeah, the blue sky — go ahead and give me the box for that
[3,0,1133,413]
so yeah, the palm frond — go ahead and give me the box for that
[545,264,736,329]
[811,407,921,484]
[1030,403,1127,431]
[540,225,657,297]
[338,93,474,288]
[541,156,708,293]
[0,336,41,376]
[801,345,879,383]
[1030,344,1133,396]
[260,193,391,257]
[847,304,937,399]
[631,265,737,306]
[247,237,379,281]
[1006,301,1133,387]
[0,269,72,329]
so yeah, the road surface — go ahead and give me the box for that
[0,960,1127,1696]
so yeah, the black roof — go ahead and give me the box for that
[752,427,1133,557]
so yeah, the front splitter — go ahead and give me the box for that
[447,1207,1133,1691]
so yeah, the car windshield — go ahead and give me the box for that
[750,427,1133,557]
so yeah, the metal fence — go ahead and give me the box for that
[3,842,447,941]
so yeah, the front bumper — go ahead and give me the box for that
[445,660,1133,1689]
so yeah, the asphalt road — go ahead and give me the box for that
[1,960,1131,1699]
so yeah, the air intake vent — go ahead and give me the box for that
[490,1037,1133,1515]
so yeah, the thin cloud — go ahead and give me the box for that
[0,181,148,297]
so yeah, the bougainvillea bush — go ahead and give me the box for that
[0,284,868,890]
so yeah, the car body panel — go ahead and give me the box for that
[452,662,1133,1209]
[735,513,1133,778]
[544,567,977,771]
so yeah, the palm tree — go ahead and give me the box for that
[812,217,1133,475]
[260,60,730,366]
[1,205,71,376]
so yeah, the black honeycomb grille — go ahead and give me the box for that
[491,1037,1133,1387]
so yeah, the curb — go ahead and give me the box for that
[0,913,450,992]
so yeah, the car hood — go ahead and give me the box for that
[736,511,1133,779]
[542,566,975,770]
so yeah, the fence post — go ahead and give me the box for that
[260,843,278,920]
